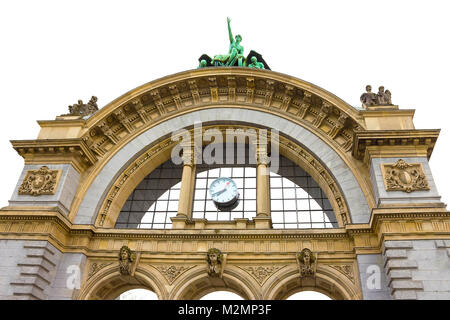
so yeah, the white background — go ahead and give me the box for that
[1,0,449,299]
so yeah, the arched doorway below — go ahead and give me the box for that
[200,291,244,300]
[286,291,332,300]
[119,289,158,300]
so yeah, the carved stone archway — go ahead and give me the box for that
[2,67,448,301]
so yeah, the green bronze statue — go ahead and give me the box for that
[211,17,245,67]
[197,59,207,69]
[198,17,270,70]
[247,56,265,69]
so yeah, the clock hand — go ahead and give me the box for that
[212,182,231,197]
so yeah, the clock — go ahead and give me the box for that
[209,177,240,210]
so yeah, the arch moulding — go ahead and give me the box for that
[59,68,374,225]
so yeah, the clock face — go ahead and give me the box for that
[209,177,239,207]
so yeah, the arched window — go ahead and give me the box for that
[118,289,158,300]
[200,291,244,300]
[286,291,332,300]
[115,144,338,229]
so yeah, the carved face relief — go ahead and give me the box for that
[382,159,430,193]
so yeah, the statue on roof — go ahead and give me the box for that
[65,96,98,117]
[211,17,245,67]
[360,85,393,108]
[198,17,270,70]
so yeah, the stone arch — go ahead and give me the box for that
[169,265,261,300]
[98,124,353,228]
[66,68,375,225]
[78,264,168,300]
[72,109,372,226]
[263,265,362,300]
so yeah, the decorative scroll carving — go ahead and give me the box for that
[169,85,182,109]
[297,248,317,278]
[227,76,236,102]
[208,77,219,102]
[313,102,331,127]
[114,109,134,133]
[88,262,112,279]
[329,265,355,283]
[18,166,61,196]
[382,159,430,193]
[281,84,294,111]
[188,80,200,104]
[66,96,98,117]
[98,120,119,145]
[80,73,361,163]
[207,248,223,277]
[296,92,311,119]
[150,89,165,115]
[246,77,255,103]
[156,265,195,285]
[118,245,136,275]
[238,265,285,286]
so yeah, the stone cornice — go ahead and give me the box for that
[1,208,449,249]
[352,129,440,161]
[10,138,98,173]
[61,69,365,162]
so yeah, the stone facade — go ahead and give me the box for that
[0,68,449,300]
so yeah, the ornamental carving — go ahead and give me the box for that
[329,265,355,283]
[18,166,61,196]
[66,96,98,117]
[156,265,195,285]
[118,245,136,276]
[88,262,112,279]
[382,159,430,193]
[297,248,317,278]
[207,248,223,277]
[238,265,285,286]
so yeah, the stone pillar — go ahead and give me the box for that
[382,240,450,300]
[253,141,272,229]
[0,239,86,300]
[172,145,196,228]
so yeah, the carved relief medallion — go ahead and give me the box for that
[382,159,430,193]
[18,166,61,196]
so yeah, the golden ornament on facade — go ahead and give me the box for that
[118,245,136,276]
[206,248,223,277]
[297,248,317,278]
[382,159,430,193]
[18,166,61,196]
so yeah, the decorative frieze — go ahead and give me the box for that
[381,159,430,193]
[155,265,196,285]
[238,265,285,286]
[88,262,112,279]
[18,166,61,196]
[329,264,355,283]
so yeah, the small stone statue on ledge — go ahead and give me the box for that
[66,96,98,117]
[360,85,392,107]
